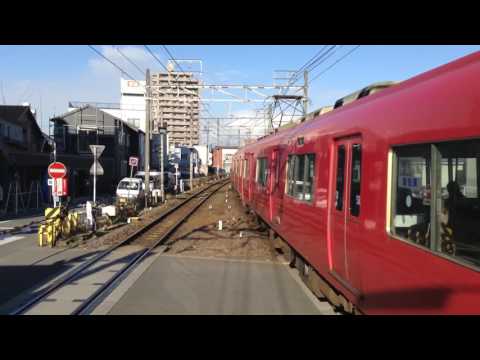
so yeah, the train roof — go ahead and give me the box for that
[333,81,398,109]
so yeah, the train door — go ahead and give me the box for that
[268,148,280,222]
[329,136,363,292]
[243,154,253,204]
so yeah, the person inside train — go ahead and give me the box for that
[443,180,480,259]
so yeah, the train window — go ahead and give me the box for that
[294,155,306,200]
[391,144,431,249]
[286,154,315,202]
[286,155,295,196]
[392,140,480,269]
[256,157,268,187]
[304,154,315,201]
[335,146,346,211]
[436,140,480,267]
[350,144,362,216]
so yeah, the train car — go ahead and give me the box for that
[232,51,480,314]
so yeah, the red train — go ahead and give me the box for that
[232,51,480,314]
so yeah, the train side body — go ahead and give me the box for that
[232,51,480,314]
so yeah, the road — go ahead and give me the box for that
[0,213,99,314]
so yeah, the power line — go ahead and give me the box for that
[296,45,328,75]
[305,45,341,74]
[143,45,169,73]
[285,45,336,88]
[115,46,146,77]
[308,45,362,85]
[161,45,186,73]
[87,45,138,80]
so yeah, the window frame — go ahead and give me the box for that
[388,139,480,273]
[335,145,346,211]
[285,153,315,204]
[350,143,362,217]
[256,157,268,187]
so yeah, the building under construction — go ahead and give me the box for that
[150,71,200,153]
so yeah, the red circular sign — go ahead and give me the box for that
[48,162,67,179]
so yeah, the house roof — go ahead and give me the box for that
[0,105,43,135]
[51,104,141,133]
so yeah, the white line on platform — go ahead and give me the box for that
[0,235,26,246]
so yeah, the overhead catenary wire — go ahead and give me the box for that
[283,45,337,89]
[161,45,186,73]
[143,45,170,73]
[308,45,362,85]
[115,46,147,78]
[87,45,138,81]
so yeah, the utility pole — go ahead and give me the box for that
[160,112,165,203]
[216,118,220,176]
[238,128,241,147]
[189,107,193,190]
[303,70,309,116]
[145,69,151,208]
[206,119,209,175]
[267,103,273,134]
[93,147,97,205]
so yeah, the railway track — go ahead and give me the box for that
[11,178,229,315]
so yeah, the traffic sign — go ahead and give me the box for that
[54,177,68,196]
[129,156,139,167]
[48,162,67,179]
[90,145,105,158]
[90,161,104,176]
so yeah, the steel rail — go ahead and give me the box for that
[11,178,227,315]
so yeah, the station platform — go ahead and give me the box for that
[94,252,336,315]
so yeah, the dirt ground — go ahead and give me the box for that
[164,183,282,263]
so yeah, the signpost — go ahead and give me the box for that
[48,162,67,207]
[174,163,179,193]
[89,145,105,205]
[129,156,139,178]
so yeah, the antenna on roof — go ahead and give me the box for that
[1,81,6,105]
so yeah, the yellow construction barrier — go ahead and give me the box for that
[38,224,47,247]
[38,207,85,247]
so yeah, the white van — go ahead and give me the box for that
[116,178,145,205]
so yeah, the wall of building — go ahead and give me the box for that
[150,72,200,152]
[212,147,238,173]
[193,145,208,176]
[120,79,146,132]
[52,106,142,197]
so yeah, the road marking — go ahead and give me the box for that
[0,235,26,246]
[0,227,14,230]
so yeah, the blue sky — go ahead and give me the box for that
[0,45,479,134]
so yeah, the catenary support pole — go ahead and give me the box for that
[303,70,309,116]
[145,69,151,208]
[93,147,97,205]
